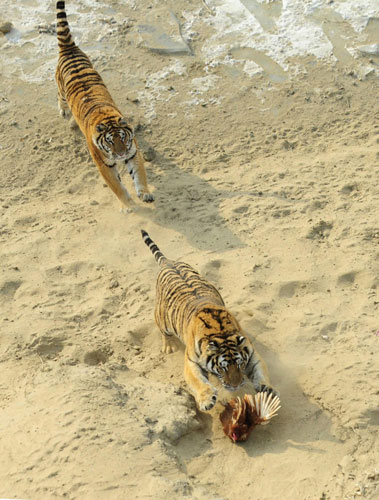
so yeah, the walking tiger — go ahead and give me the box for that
[141,230,277,411]
[55,1,154,209]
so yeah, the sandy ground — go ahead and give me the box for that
[1,1,379,499]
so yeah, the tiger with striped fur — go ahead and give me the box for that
[55,1,154,210]
[141,230,277,412]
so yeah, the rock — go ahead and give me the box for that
[306,220,333,240]
[339,455,355,473]
[0,21,12,34]
[358,44,379,57]
[282,139,296,150]
[37,23,56,35]
[127,93,140,104]
[143,147,156,162]
[137,11,192,55]
[109,278,119,289]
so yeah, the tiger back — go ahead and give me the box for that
[55,1,154,210]
[155,260,225,342]
[141,230,277,412]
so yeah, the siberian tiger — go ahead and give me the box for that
[55,1,154,210]
[141,230,277,412]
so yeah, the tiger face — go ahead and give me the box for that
[200,335,252,391]
[93,117,135,161]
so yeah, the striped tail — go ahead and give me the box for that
[56,1,75,49]
[141,230,167,266]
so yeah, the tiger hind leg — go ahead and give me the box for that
[57,88,71,119]
[154,306,175,353]
[160,331,176,354]
[125,149,155,203]
[56,87,78,129]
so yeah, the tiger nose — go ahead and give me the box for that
[113,136,125,154]
[229,378,243,389]
[227,365,244,387]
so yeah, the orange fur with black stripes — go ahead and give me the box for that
[55,1,154,209]
[141,230,277,412]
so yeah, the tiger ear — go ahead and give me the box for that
[118,117,128,126]
[96,123,106,133]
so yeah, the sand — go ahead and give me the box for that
[0,0,378,499]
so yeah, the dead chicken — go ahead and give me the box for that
[220,392,281,443]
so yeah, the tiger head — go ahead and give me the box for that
[199,334,252,391]
[93,117,135,161]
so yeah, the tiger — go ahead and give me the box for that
[141,230,277,412]
[55,1,154,210]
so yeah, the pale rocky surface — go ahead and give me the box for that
[0,1,378,499]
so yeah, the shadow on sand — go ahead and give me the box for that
[131,147,245,253]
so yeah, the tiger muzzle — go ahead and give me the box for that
[222,365,245,390]
[113,136,126,156]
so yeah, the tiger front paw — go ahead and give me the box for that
[197,390,218,412]
[139,192,155,203]
[255,384,279,398]
[59,106,71,119]
[119,197,136,214]
[119,205,134,214]
[161,335,175,354]
[69,117,79,130]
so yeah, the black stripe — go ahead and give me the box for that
[60,63,92,75]
[60,54,89,63]
[104,117,127,126]
[58,42,75,49]
[57,12,66,18]
[57,1,65,9]
[82,100,112,119]
[125,150,137,162]
[65,75,103,93]
[58,30,70,38]
[103,116,126,126]
[59,55,89,66]
[59,46,81,55]
[61,60,91,73]
[66,80,106,97]
[57,35,72,42]
[206,354,213,366]
[150,244,160,254]
[69,77,105,87]
[199,317,212,329]
[65,68,92,78]
[65,69,101,83]
[58,46,82,55]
